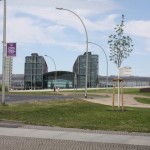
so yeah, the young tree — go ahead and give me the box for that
[108,14,133,108]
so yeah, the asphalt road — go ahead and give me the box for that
[0,93,81,103]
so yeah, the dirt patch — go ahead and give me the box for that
[83,94,150,108]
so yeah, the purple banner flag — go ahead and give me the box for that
[7,43,16,57]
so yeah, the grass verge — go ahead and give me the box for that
[0,100,150,133]
[55,88,150,96]
[134,97,150,104]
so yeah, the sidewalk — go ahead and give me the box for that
[0,125,150,147]
[83,94,150,108]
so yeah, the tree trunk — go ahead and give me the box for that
[118,67,120,109]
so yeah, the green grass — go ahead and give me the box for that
[90,88,140,94]
[0,100,150,133]
[62,88,150,99]
[60,88,150,95]
[134,97,150,104]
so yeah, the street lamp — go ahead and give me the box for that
[44,55,57,90]
[1,0,6,104]
[56,7,89,98]
[88,42,109,96]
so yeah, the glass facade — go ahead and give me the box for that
[73,52,99,88]
[99,76,150,87]
[43,71,75,89]
[24,53,48,89]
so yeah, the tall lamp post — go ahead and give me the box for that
[56,8,89,98]
[1,0,6,104]
[45,55,57,90]
[88,42,109,96]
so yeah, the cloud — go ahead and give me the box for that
[123,20,150,55]
[85,14,118,31]
[0,0,120,50]
[125,20,150,39]
[4,7,66,44]
[7,0,118,14]
[58,41,85,53]
[145,40,150,53]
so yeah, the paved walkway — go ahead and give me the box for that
[84,94,150,108]
[0,123,150,150]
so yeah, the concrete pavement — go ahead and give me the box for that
[0,126,150,146]
[0,123,150,149]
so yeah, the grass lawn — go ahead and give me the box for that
[134,97,150,104]
[57,88,150,96]
[0,100,150,133]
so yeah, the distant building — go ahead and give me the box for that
[119,67,132,77]
[0,74,24,90]
[24,53,48,90]
[99,75,150,87]
[73,52,99,88]
[11,74,24,90]
[1,74,150,90]
[43,71,75,89]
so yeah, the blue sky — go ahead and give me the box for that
[0,0,150,77]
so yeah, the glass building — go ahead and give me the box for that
[73,52,99,88]
[43,71,75,89]
[24,53,48,89]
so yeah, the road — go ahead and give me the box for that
[0,93,81,103]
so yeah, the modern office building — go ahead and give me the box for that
[43,71,75,89]
[24,53,48,90]
[119,67,132,77]
[73,52,99,88]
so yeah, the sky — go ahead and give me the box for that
[0,0,150,77]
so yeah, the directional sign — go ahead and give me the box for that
[7,43,16,57]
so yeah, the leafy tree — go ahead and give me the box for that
[108,14,133,69]
[108,15,134,109]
